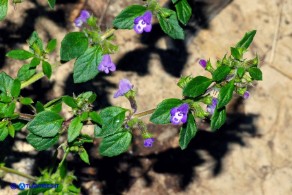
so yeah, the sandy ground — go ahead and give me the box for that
[0,0,292,194]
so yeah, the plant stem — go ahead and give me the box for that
[100,28,116,41]
[133,108,156,118]
[20,72,45,89]
[18,113,34,121]
[0,166,38,181]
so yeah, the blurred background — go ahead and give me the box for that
[0,0,292,194]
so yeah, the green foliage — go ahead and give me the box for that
[28,31,44,55]
[60,32,88,61]
[173,0,192,25]
[235,30,257,51]
[157,8,184,39]
[26,133,59,151]
[150,98,183,124]
[19,97,34,105]
[73,46,102,83]
[179,114,197,149]
[0,0,8,20]
[99,129,132,157]
[217,80,235,109]
[211,107,226,131]
[113,5,147,29]
[212,65,231,82]
[6,49,34,60]
[99,106,127,136]
[0,121,9,141]
[248,67,262,80]
[183,76,213,97]
[0,72,14,96]
[27,111,63,137]
[47,0,56,9]
[17,64,36,81]
[42,60,52,78]
[11,79,21,98]
[63,96,78,108]
[79,148,90,164]
[237,67,245,78]
[67,117,83,143]
[46,39,57,53]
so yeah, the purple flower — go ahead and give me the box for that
[199,59,207,69]
[74,10,90,27]
[243,91,250,99]
[133,11,152,34]
[144,138,155,147]
[207,98,218,115]
[98,55,116,74]
[170,103,189,125]
[114,79,133,98]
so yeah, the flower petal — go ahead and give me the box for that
[143,24,152,32]
[142,11,152,24]
[134,24,143,34]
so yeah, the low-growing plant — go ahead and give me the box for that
[0,0,262,194]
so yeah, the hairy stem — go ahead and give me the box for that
[133,108,156,118]
[20,72,45,89]
[0,166,38,181]
[18,113,34,121]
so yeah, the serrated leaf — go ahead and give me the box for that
[27,133,59,151]
[183,76,213,97]
[79,148,90,164]
[17,64,36,81]
[20,97,34,105]
[47,0,56,9]
[68,117,83,142]
[175,0,192,25]
[99,106,126,136]
[179,114,197,149]
[0,0,8,20]
[99,130,132,157]
[235,30,256,50]
[62,96,78,108]
[42,60,52,78]
[113,5,147,29]
[211,107,226,131]
[6,49,34,60]
[27,111,63,137]
[73,46,102,83]
[217,80,234,109]
[60,32,88,61]
[212,65,231,82]
[248,67,262,80]
[46,39,57,53]
[150,98,183,124]
[11,79,21,98]
[157,8,184,40]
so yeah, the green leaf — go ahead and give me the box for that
[4,102,15,117]
[113,5,147,29]
[211,107,226,131]
[99,106,127,136]
[28,31,44,55]
[102,40,119,54]
[62,96,78,108]
[150,98,183,124]
[73,46,102,83]
[230,47,244,60]
[179,114,197,149]
[0,72,13,95]
[47,0,56,9]
[30,57,41,68]
[42,60,52,78]
[6,49,34,60]
[248,67,262,80]
[17,64,36,81]
[35,101,45,113]
[19,97,34,105]
[68,117,83,143]
[8,124,15,138]
[171,0,180,3]
[0,121,8,141]
[0,94,12,103]
[46,102,62,113]
[183,76,213,97]
[27,111,63,137]
[212,65,231,82]
[237,67,245,78]
[89,111,102,124]
[99,130,132,157]
[46,39,57,53]
[0,0,8,20]
[235,30,256,50]
[11,120,26,131]
[157,8,184,40]
[26,133,59,151]
[174,0,192,25]
[11,79,21,98]
[94,125,102,137]
[217,80,234,109]
[79,148,90,164]
[60,32,88,61]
